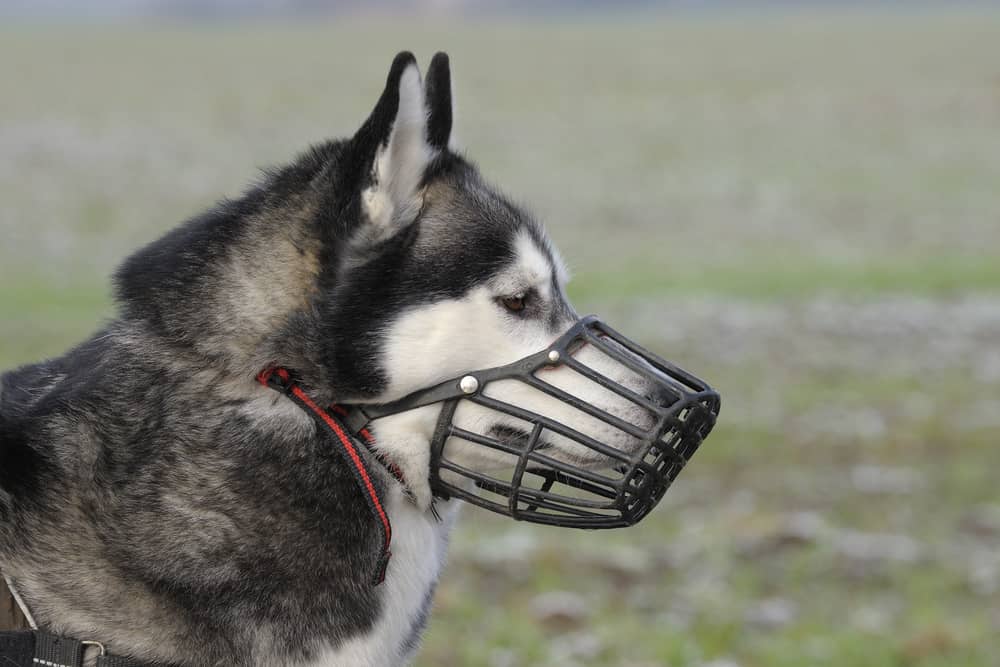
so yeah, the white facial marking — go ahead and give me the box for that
[488,230,553,299]
[367,230,652,507]
[378,285,548,401]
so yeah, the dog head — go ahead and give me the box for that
[313,53,676,509]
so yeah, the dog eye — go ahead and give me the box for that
[499,294,526,313]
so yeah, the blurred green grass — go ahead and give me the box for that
[2,7,999,667]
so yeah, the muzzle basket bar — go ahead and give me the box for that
[360,315,720,529]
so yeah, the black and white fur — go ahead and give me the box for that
[0,52,653,666]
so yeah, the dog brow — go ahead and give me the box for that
[515,230,555,286]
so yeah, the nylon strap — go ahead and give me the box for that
[0,631,157,667]
[257,367,392,586]
[33,632,84,667]
[0,631,33,666]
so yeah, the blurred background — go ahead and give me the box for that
[2,1,999,665]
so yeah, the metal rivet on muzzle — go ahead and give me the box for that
[459,375,479,394]
[547,350,560,363]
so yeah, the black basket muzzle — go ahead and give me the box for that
[358,315,720,529]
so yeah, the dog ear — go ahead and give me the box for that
[351,51,434,244]
[424,52,454,150]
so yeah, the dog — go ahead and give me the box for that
[1,52,716,666]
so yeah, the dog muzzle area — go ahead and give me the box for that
[356,315,721,529]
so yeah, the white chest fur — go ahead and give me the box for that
[301,489,459,667]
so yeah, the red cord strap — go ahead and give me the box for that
[257,367,392,586]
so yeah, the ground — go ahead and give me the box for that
[1,7,998,666]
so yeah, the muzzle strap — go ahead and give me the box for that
[257,368,392,586]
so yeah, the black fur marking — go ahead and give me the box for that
[0,419,49,532]
[424,52,453,150]
[0,430,45,499]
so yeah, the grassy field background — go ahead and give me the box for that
[2,7,999,666]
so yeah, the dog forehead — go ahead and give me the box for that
[488,230,556,295]
[414,172,563,289]
[514,230,552,283]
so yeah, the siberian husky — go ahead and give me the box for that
[0,52,718,666]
